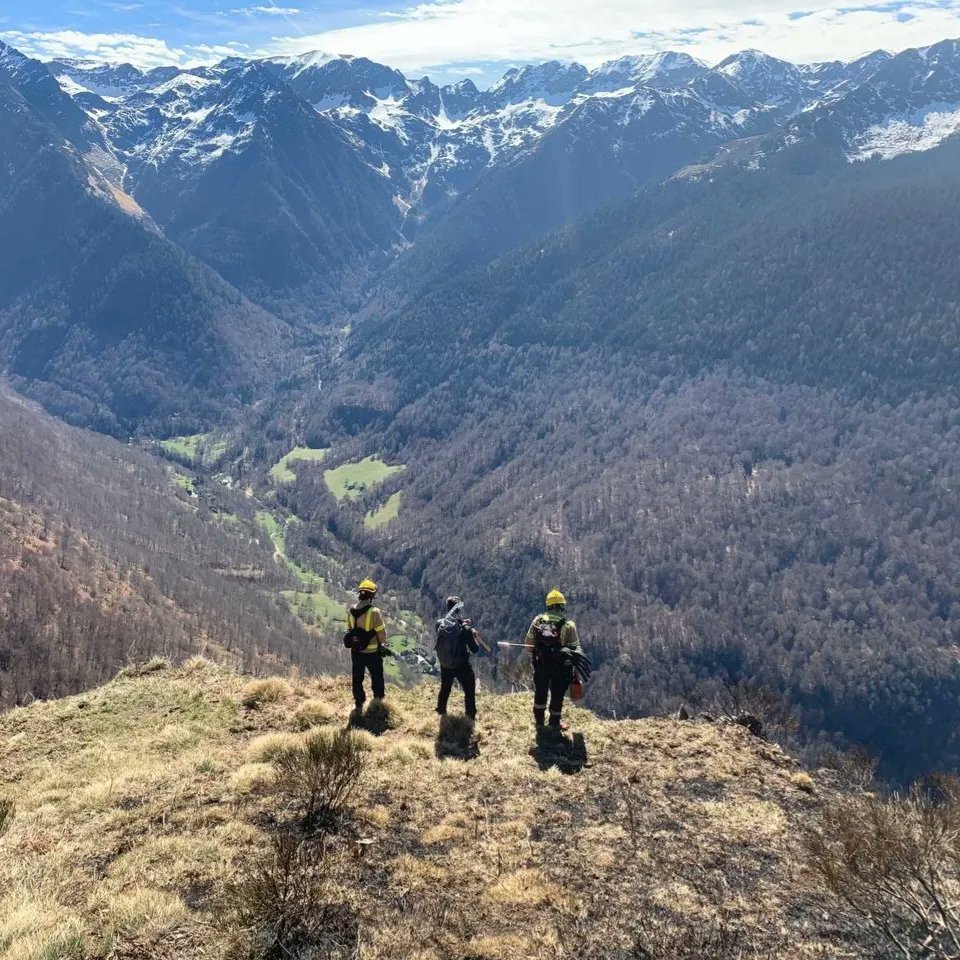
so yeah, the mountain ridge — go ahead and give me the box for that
[0,660,853,959]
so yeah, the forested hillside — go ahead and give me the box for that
[0,389,351,706]
[257,137,960,782]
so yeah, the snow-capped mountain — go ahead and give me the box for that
[716,50,808,108]
[579,52,708,94]
[793,39,960,161]
[29,35,960,312]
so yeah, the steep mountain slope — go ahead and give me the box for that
[795,38,960,160]
[101,63,403,314]
[267,136,960,782]
[0,46,290,435]
[0,387,349,707]
[50,39,960,312]
[0,663,847,959]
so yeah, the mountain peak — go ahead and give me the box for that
[585,50,708,92]
[489,59,589,105]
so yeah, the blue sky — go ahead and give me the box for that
[3,0,960,85]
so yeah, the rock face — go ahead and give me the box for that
[0,663,845,958]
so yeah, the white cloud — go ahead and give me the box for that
[0,29,244,68]
[233,5,301,15]
[3,0,959,75]
[266,0,960,72]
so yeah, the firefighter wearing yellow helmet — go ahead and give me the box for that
[343,578,388,713]
[524,589,581,732]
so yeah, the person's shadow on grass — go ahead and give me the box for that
[435,714,480,760]
[531,728,588,774]
[347,699,393,736]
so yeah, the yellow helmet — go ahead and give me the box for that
[358,578,378,594]
[545,589,566,607]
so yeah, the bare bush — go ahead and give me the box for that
[809,744,878,790]
[805,774,960,959]
[273,729,367,829]
[222,830,357,960]
[697,678,799,744]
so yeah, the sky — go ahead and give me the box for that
[2,0,960,85]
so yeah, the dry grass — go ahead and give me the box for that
[239,677,293,708]
[0,665,844,960]
[293,698,336,729]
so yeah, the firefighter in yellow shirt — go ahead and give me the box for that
[343,578,388,712]
[525,589,581,731]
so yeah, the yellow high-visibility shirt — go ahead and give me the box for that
[347,605,387,654]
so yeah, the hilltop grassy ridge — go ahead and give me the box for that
[0,661,847,959]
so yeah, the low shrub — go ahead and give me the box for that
[222,830,357,960]
[273,729,367,829]
[805,774,960,959]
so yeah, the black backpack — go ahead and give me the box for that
[435,614,469,669]
[343,605,378,651]
[533,615,566,652]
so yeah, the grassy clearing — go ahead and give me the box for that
[170,470,196,496]
[281,589,343,629]
[324,457,405,502]
[255,511,321,587]
[0,664,835,960]
[364,491,403,529]
[269,447,329,485]
[160,433,228,464]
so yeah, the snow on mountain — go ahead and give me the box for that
[42,36,960,242]
[48,59,155,99]
[0,42,108,155]
[487,60,588,108]
[716,50,807,107]
[851,104,960,160]
[793,38,960,161]
[581,52,708,93]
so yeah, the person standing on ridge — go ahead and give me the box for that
[343,578,387,714]
[435,596,481,721]
[525,589,581,732]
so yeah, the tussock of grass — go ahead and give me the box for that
[0,668,844,959]
[293,698,336,729]
[247,732,302,762]
[229,763,276,796]
[182,655,218,673]
[114,656,168,680]
[240,677,293,708]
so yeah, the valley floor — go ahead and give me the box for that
[0,662,845,959]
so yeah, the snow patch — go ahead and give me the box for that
[312,93,348,112]
[149,73,213,96]
[54,74,92,97]
[851,103,960,160]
